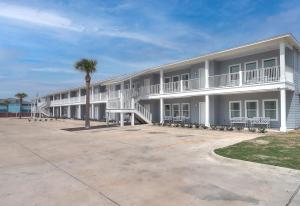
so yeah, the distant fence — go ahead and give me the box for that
[0,113,31,118]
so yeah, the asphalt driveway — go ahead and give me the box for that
[0,118,299,206]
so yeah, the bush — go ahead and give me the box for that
[201,125,208,129]
[210,125,217,130]
[248,127,256,133]
[235,126,244,131]
[226,126,234,131]
[258,127,267,133]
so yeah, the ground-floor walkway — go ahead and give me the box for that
[0,118,299,206]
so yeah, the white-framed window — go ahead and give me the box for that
[172,104,180,117]
[244,61,258,70]
[262,57,278,68]
[263,99,278,121]
[229,64,241,73]
[181,73,189,80]
[229,101,241,119]
[164,77,171,83]
[229,64,241,83]
[181,103,190,118]
[172,75,180,82]
[164,104,171,117]
[181,73,190,89]
[245,100,259,118]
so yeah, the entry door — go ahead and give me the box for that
[199,102,205,124]
[199,68,205,88]
[144,79,151,94]
[172,76,180,91]
[144,104,150,112]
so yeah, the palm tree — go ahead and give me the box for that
[15,93,28,119]
[74,59,97,128]
[3,99,9,117]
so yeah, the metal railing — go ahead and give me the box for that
[93,92,108,101]
[135,102,152,123]
[244,66,280,84]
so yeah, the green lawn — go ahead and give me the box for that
[215,131,300,170]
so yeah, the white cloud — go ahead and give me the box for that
[0,3,83,31]
[30,67,76,74]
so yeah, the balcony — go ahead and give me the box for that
[133,66,281,96]
[93,92,108,102]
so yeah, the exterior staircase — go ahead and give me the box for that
[33,98,50,117]
[106,88,152,124]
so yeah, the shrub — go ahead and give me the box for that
[235,126,244,131]
[201,125,208,129]
[258,127,267,133]
[226,126,234,131]
[248,127,256,133]
[210,125,217,130]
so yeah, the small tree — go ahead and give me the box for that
[15,93,28,119]
[74,59,97,128]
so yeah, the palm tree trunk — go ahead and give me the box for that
[85,77,91,128]
[19,98,22,119]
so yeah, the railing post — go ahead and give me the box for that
[180,80,183,92]
[205,60,209,89]
[239,70,243,86]
[160,69,164,94]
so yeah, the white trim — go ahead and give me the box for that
[172,103,180,118]
[181,103,190,118]
[199,101,205,124]
[244,100,259,118]
[229,63,241,73]
[172,75,180,82]
[244,60,258,70]
[181,73,190,80]
[229,100,242,120]
[262,99,278,121]
[164,104,171,117]
[262,57,278,68]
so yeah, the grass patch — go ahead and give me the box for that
[215,131,300,170]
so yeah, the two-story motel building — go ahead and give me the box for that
[36,34,300,132]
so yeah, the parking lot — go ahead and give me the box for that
[0,118,299,206]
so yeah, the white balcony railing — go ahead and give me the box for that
[93,92,108,102]
[209,72,240,88]
[244,66,280,85]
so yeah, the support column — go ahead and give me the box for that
[78,105,81,119]
[68,91,71,104]
[160,69,164,94]
[67,106,71,118]
[205,95,210,127]
[120,82,124,127]
[280,42,286,82]
[205,60,209,88]
[160,98,164,124]
[59,106,62,118]
[91,104,94,119]
[280,89,287,132]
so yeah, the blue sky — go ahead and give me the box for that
[0,0,300,99]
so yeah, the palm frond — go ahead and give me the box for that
[74,58,97,74]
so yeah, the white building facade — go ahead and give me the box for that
[35,34,300,132]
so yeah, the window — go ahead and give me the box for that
[229,101,241,119]
[181,103,190,118]
[229,64,241,84]
[245,61,258,70]
[229,64,241,73]
[263,58,277,68]
[172,104,180,117]
[181,73,190,89]
[164,104,171,117]
[245,100,258,118]
[263,99,278,121]
[164,77,171,83]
